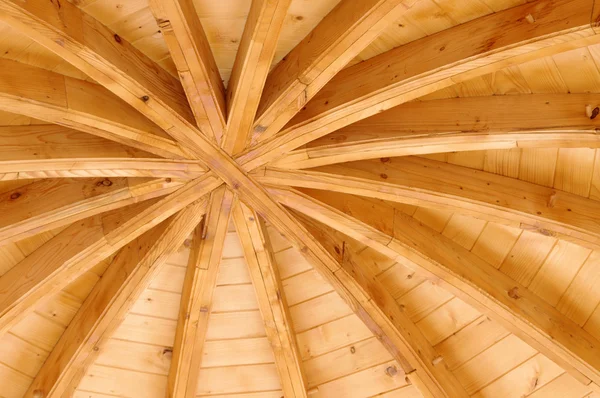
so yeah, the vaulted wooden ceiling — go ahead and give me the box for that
[0,0,600,397]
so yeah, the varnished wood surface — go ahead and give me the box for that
[0,0,600,397]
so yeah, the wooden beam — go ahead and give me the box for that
[294,210,468,398]
[232,201,309,398]
[269,187,600,386]
[220,0,291,155]
[24,198,208,398]
[0,59,188,159]
[0,173,222,337]
[0,158,205,180]
[251,0,411,145]
[168,186,234,398]
[0,177,183,247]
[238,0,600,170]
[0,125,156,160]
[149,0,227,143]
[274,94,600,169]
[256,157,600,250]
[0,0,217,157]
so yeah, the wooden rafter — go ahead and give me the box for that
[149,0,227,143]
[269,187,600,387]
[221,0,291,155]
[0,59,188,159]
[0,177,182,246]
[232,201,309,398]
[24,198,208,398]
[0,158,205,180]
[274,94,600,169]
[251,0,412,144]
[238,0,600,170]
[292,209,469,398]
[168,186,234,398]
[0,173,221,337]
[256,157,600,250]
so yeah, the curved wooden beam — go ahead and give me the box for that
[0,158,205,181]
[269,187,600,386]
[168,186,234,398]
[251,0,412,145]
[294,209,469,398]
[233,201,309,398]
[0,59,188,159]
[0,177,183,247]
[24,198,208,398]
[0,173,222,338]
[149,0,227,142]
[256,157,600,250]
[274,94,600,169]
[221,0,292,155]
[238,0,600,170]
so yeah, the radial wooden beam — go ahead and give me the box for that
[0,158,205,181]
[220,0,292,155]
[232,201,309,398]
[256,157,600,250]
[270,187,600,387]
[0,177,183,247]
[274,94,600,169]
[149,0,227,143]
[24,198,208,398]
[292,208,468,398]
[0,173,222,337]
[168,186,234,398]
[251,0,411,145]
[238,0,600,170]
[0,125,156,160]
[0,59,188,160]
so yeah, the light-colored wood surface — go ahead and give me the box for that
[0,0,600,396]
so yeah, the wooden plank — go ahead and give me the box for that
[0,125,154,160]
[295,211,469,398]
[269,187,600,385]
[257,157,600,250]
[0,158,205,181]
[238,0,600,170]
[251,0,411,145]
[23,199,208,398]
[221,0,292,155]
[0,59,188,159]
[272,94,600,169]
[232,201,308,397]
[0,177,182,246]
[167,186,234,398]
[149,0,226,142]
[0,173,222,338]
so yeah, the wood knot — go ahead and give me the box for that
[93,346,99,351]
[385,365,398,377]
[9,192,21,200]
[162,347,173,358]
[141,95,150,102]
[508,287,520,300]
[113,34,122,43]
[98,179,112,187]
[199,306,209,313]
[334,245,341,254]
[380,157,390,163]
[350,346,356,354]
[380,173,388,179]
[32,390,44,398]
[592,107,599,120]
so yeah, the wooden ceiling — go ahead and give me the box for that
[0,0,600,397]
